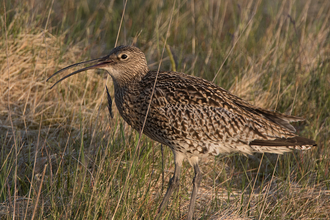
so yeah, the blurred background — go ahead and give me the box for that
[1,0,329,219]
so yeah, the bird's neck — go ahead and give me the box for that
[112,73,144,123]
[110,67,147,88]
[111,72,143,89]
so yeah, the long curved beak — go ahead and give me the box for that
[47,55,111,89]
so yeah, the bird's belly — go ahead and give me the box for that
[118,107,253,157]
[117,100,258,157]
[143,127,250,157]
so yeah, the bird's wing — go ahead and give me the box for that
[141,71,301,140]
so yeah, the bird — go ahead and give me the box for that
[47,45,316,219]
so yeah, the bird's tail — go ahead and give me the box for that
[250,136,316,153]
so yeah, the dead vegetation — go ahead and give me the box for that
[1,0,329,219]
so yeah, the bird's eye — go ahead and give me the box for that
[121,54,128,59]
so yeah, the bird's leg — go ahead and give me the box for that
[187,163,202,220]
[157,162,182,216]
[157,150,184,218]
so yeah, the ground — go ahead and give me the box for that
[1,0,329,219]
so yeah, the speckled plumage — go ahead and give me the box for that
[48,45,316,220]
[115,69,315,157]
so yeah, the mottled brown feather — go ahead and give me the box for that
[113,69,315,156]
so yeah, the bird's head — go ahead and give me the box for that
[47,45,149,88]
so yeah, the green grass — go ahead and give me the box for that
[1,0,329,219]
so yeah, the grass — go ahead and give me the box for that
[1,0,330,219]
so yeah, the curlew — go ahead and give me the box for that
[47,45,316,219]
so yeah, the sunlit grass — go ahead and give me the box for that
[1,0,329,219]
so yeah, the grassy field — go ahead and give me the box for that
[1,0,329,219]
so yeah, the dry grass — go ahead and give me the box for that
[1,0,330,219]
